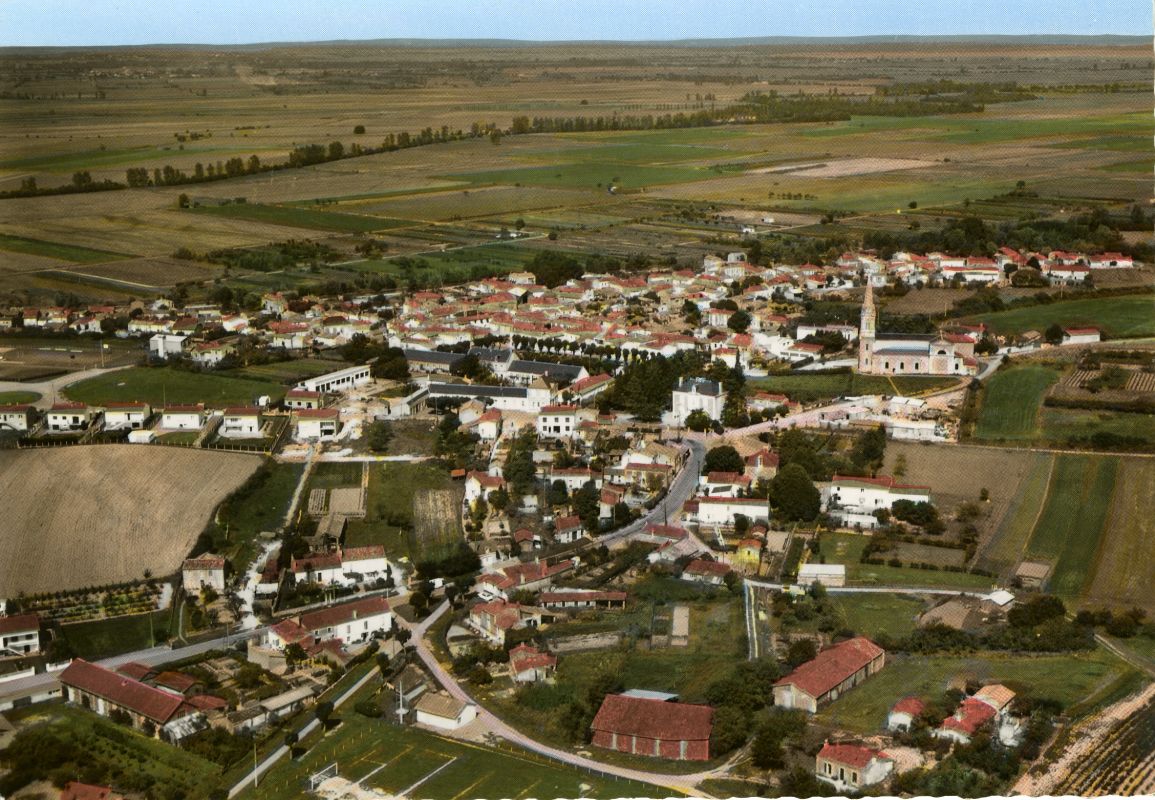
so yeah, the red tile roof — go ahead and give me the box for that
[591,694,713,743]
[296,408,339,419]
[941,697,997,736]
[60,659,188,724]
[270,618,312,645]
[0,613,39,635]
[509,643,557,674]
[60,782,120,800]
[774,637,885,700]
[299,596,390,633]
[818,742,890,769]
[554,514,583,531]
[684,559,731,577]
[153,671,199,694]
[891,696,926,716]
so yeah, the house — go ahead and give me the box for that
[475,408,503,441]
[550,467,600,494]
[159,405,205,431]
[568,372,613,403]
[935,697,998,744]
[815,742,894,793]
[295,408,340,441]
[464,470,506,504]
[697,496,770,528]
[0,404,34,432]
[553,514,585,544]
[467,600,552,645]
[298,596,392,645]
[671,377,726,423]
[414,692,477,730]
[797,563,846,588]
[773,637,886,713]
[682,559,731,586]
[181,554,226,593]
[538,590,627,611]
[700,471,750,497]
[60,659,204,741]
[148,333,188,359]
[509,643,557,683]
[590,694,713,761]
[291,551,345,585]
[189,341,234,367]
[536,404,578,439]
[475,559,575,601]
[887,696,926,731]
[0,613,41,655]
[918,594,988,631]
[284,389,323,410]
[46,402,91,432]
[340,545,392,582]
[103,402,151,430]
[220,407,262,438]
[1062,327,1101,346]
[826,474,932,529]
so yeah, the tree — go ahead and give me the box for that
[1044,323,1065,345]
[353,125,366,134]
[709,705,751,757]
[284,643,307,669]
[314,701,334,725]
[684,409,711,432]
[488,487,510,514]
[365,420,393,453]
[770,464,821,521]
[703,445,744,475]
[785,638,818,668]
[727,309,752,333]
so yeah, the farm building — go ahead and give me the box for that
[815,742,894,793]
[682,559,731,586]
[887,697,926,731]
[773,637,886,713]
[295,408,340,441]
[181,553,226,593]
[296,364,372,394]
[148,333,188,359]
[537,590,627,611]
[0,613,41,655]
[60,659,205,741]
[414,692,477,730]
[509,643,557,683]
[1015,560,1052,589]
[1062,327,1101,346]
[590,694,714,761]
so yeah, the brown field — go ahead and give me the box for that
[1083,457,1155,612]
[881,288,975,315]
[0,445,261,595]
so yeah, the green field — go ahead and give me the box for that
[815,648,1136,734]
[827,593,927,640]
[0,390,40,405]
[350,241,539,283]
[241,681,655,800]
[1041,406,1155,445]
[752,372,958,403]
[977,454,1055,576]
[224,359,346,384]
[445,162,711,190]
[822,533,994,590]
[974,365,1060,439]
[1024,454,1118,597]
[61,609,174,660]
[210,461,304,569]
[190,203,409,233]
[0,233,131,263]
[65,366,284,407]
[970,295,1155,339]
[343,461,462,562]
[1098,158,1155,173]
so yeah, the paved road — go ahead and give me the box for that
[743,578,995,596]
[603,438,706,546]
[0,365,133,409]
[404,601,721,796]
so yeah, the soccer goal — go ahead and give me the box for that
[307,762,339,792]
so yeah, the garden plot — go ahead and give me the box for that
[411,489,462,561]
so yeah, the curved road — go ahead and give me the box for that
[0,364,132,409]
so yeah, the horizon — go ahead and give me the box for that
[1,0,1150,48]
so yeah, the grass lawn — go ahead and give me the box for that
[815,648,1136,734]
[385,418,438,455]
[1040,406,1155,445]
[974,365,1059,439]
[822,533,994,590]
[307,461,363,490]
[827,593,927,640]
[241,681,655,800]
[65,366,284,407]
[751,372,957,403]
[61,609,174,660]
[8,703,223,798]
[1025,454,1118,598]
[224,358,344,384]
[0,232,131,263]
[344,462,462,562]
[0,390,40,404]
[970,295,1155,339]
[190,203,409,233]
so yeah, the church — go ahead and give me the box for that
[857,284,977,377]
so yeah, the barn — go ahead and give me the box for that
[590,693,713,761]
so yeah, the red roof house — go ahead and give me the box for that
[591,694,714,761]
[773,637,886,713]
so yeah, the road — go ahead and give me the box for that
[404,600,721,796]
[0,364,133,410]
[603,438,706,546]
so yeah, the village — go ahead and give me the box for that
[1,233,1153,800]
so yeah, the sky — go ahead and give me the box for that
[0,0,1150,46]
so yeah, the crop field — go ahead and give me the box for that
[0,232,130,264]
[1040,406,1155,445]
[1024,454,1119,598]
[815,648,1136,734]
[1083,458,1155,612]
[0,445,260,595]
[969,295,1155,339]
[977,453,1055,576]
[189,202,409,233]
[751,371,957,402]
[974,364,1060,439]
[64,366,284,407]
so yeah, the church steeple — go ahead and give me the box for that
[860,281,877,340]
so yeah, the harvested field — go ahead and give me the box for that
[0,445,260,595]
[894,542,968,568]
[1084,458,1155,612]
[880,288,973,316]
[412,488,462,562]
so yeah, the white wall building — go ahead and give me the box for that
[297,365,372,394]
[536,405,577,439]
[671,378,726,423]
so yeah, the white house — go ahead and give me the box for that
[220,407,263,438]
[536,404,577,439]
[671,378,726,423]
[465,470,506,504]
[475,408,503,441]
[340,545,393,583]
[284,389,323,410]
[149,333,188,359]
[0,404,33,432]
[887,697,926,732]
[103,402,151,430]
[294,408,340,441]
[160,405,205,430]
[815,743,894,794]
[825,474,932,529]
[1062,327,1101,346]
[509,643,557,683]
[298,595,392,644]
[0,614,40,655]
[46,402,91,432]
[182,554,227,594]
[553,514,585,544]
[414,692,477,730]
[189,341,234,367]
[696,496,770,527]
[290,552,345,586]
[797,563,846,588]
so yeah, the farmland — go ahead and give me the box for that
[969,294,1155,339]
[820,533,995,591]
[1083,458,1155,612]
[751,371,958,403]
[189,202,409,233]
[343,461,464,562]
[64,366,284,407]
[973,364,1060,439]
[0,445,260,595]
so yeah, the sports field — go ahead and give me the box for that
[970,295,1155,339]
[973,365,1060,439]
[64,366,284,407]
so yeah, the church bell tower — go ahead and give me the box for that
[858,282,877,373]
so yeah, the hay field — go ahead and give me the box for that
[1084,458,1155,612]
[0,445,260,595]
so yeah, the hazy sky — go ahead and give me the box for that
[1,0,1150,46]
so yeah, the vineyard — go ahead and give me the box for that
[1055,691,1155,795]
